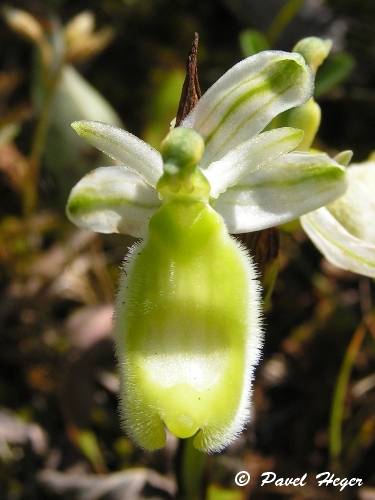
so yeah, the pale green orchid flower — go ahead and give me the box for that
[66,50,347,452]
[301,159,375,277]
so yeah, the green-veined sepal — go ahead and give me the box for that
[71,120,163,187]
[301,208,375,278]
[301,161,375,277]
[66,166,161,237]
[182,50,313,167]
[214,151,347,233]
[205,127,303,198]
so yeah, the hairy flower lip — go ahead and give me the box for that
[115,209,263,452]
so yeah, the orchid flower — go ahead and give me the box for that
[66,49,347,452]
[301,158,375,278]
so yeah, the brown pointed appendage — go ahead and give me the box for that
[175,32,201,126]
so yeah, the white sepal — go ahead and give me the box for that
[214,151,347,233]
[66,166,161,237]
[301,208,375,278]
[301,161,375,277]
[71,120,163,187]
[182,51,313,166]
[205,127,303,198]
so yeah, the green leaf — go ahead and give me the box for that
[43,65,123,200]
[315,53,355,97]
[239,29,269,57]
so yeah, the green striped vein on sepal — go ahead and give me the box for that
[214,151,346,234]
[301,161,375,277]
[205,127,304,198]
[182,51,313,166]
[71,120,163,187]
[67,166,161,237]
[301,208,375,277]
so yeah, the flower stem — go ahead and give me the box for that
[329,321,367,466]
[24,70,60,215]
[179,438,206,500]
[266,0,303,45]
[24,19,64,216]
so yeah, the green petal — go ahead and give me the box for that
[301,161,375,277]
[67,166,160,237]
[182,50,313,166]
[205,127,303,198]
[214,151,347,233]
[71,120,163,187]
[116,200,262,452]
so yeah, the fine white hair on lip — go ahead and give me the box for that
[114,240,167,449]
[193,239,263,453]
[114,232,263,453]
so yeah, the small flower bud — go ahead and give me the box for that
[293,37,332,74]
[3,7,44,45]
[279,98,321,150]
[64,11,95,46]
[65,28,114,64]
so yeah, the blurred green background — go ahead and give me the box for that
[0,1,374,499]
